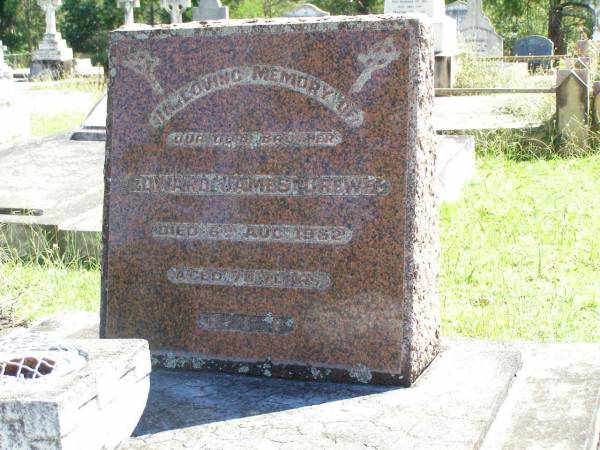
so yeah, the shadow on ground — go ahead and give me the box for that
[134,369,398,436]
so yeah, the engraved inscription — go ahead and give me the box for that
[128,174,389,196]
[198,313,295,335]
[167,267,331,290]
[149,65,364,128]
[167,131,342,149]
[152,223,353,244]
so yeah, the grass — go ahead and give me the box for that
[441,147,600,342]
[454,53,555,89]
[1,262,99,324]
[0,140,598,342]
[0,231,100,325]
[30,111,90,136]
[29,77,106,96]
[29,77,107,136]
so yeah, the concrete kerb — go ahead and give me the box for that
[0,222,100,262]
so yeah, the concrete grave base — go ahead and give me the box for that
[125,340,599,450]
[21,314,600,450]
[0,338,150,450]
[30,59,74,79]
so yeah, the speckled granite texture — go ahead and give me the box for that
[101,15,439,386]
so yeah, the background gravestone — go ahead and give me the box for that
[0,41,12,80]
[459,0,503,56]
[384,0,457,54]
[283,3,329,17]
[102,16,439,386]
[513,35,554,71]
[192,0,228,20]
[31,0,74,77]
[445,0,468,30]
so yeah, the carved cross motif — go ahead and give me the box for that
[351,37,400,94]
[122,51,164,95]
[36,0,62,35]
[160,0,191,23]
[117,0,140,26]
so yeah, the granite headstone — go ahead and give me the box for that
[101,16,440,386]
[513,35,553,71]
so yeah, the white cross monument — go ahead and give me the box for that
[117,0,140,26]
[31,0,73,77]
[160,0,191,23]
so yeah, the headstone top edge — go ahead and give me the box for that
[111,13,427,38]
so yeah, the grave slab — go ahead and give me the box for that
[70,95,108,141]
[102,16,439,386]
[0,133,104,259]
[481,342,600,450]
[126,339,521,449]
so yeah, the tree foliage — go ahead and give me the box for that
[61,0,121,65]
[0,0,44,52]
[485,0,595,53]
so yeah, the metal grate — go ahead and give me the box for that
[0,332,87,382]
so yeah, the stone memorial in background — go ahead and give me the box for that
[102,15,440,386]
[31,0,74,77]
[384,0,457,55]
[117,0,140,26]
[160,0,191,23]
[0,47,29,143]
[445,0,468,30]
[513,35,553,71]
[283,3,330,17]
[192,0,228,20]
[459,0,503,56]
[0,41,12,80]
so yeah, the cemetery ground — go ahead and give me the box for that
[0,79,598,342]
[20,77,105,136]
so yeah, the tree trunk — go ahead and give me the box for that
[548,2,566,55]
[25,0,33,53]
